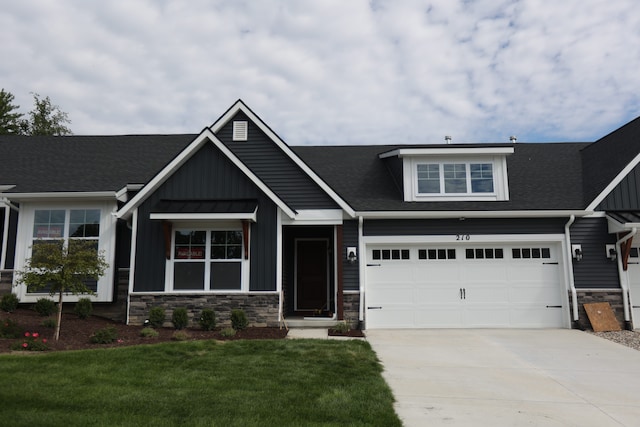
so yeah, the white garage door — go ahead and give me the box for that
[365,243,566,329]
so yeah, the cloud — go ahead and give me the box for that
[1,0,639,144]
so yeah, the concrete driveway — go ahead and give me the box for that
[366,329,640,426]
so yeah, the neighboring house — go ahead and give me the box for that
[1,99,640,330]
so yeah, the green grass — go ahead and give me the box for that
[0,339,401,427]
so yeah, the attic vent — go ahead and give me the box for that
[233,121,248,141]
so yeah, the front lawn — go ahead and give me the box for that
[0,339,401,426]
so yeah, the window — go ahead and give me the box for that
[417,162,494,195]
[372,249,410,260]
[172,229,243,291]
[418,248,456,260]
[465,248,504,259]
[512,247,551,259]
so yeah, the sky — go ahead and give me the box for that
[1,0,640,145]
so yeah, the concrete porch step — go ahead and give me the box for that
[283,317,339,328]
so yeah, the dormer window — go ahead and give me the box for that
[379,146,512,202]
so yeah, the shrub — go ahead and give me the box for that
[171,307,189,330]
[11,331,49,351]
[220,327,236,338]
[74,297,93,319]
[199,309,216,331]
[34,298,56,317]
[90,326,118,344]
[0,318,22,339]
[230,309,248,331]
[333,320,349,334]
[1,293,19,312]
[140,327,159,338]
[41,318,57,328]
[148,307,166,328]
[171,330,191,341]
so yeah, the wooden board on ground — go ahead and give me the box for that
[584,302,621,332]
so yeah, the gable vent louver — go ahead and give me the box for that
[233,121,248,141]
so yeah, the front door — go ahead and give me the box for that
[295,239,329,312]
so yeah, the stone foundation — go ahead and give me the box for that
[569,289,627,330]
[0,270,13,295]
[343,292,361,329]
[129,293,280,327]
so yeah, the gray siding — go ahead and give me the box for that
[216,111,339,210]
[134,142,278,292]
[364,218,567,236]
[342,219,359,291]
[597,164,640,210]
[570,217,619,289]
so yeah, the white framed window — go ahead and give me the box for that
[168,227,247,292]
[406,155,509,202]
[13,202,117,303]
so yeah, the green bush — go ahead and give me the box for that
[74,297,93,319]
[230,309,248,331]
[171,330,191,341]
[220,327,236,338]
[34,298,56,316]
[140,327,159,338]
[333,320,349,334]
[171,307,189,330]
[1,293,19,312]
[41,318,57,328]
[148,306,166,328]
[0,318,22,338]
[199,309,216,331]
[11,331,49,351]
[90,326,118,344]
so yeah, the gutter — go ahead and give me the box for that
[564,215,579,322]
[616,228,637,325]
[356,210,591,219]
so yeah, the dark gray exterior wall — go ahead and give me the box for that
[1,207,18,269]
[216,111,339,210]
[569,217,619,289]
[342,219,359,291]
[133,141,278,292]
[363,217,568,236]
[597,163,640,210]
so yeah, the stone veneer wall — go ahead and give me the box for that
[0,270,13,295]
[129,293,280,327]
[343,292,360,329]
[569,290,627,330]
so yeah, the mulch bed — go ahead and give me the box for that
[0,308,288,353]
[328,328,366,338]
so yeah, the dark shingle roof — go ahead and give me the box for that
[0,135,195,193]
[293,142,589,211]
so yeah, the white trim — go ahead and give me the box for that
[607,215,640,233]
[357,210,591,219]
[149,211,257,222]
[586,151,640,211]
[213,101,355,217]
[282,209,344,225]
[358,216,365,322]
[379,146,514,158]
[6,191,117,201]
[116,184,144,203]
[129,291,279,296]
[276,208,283,323]
[0,204,10,270]
[363,233,565,245]
[0,185,16,192]
[115,129,297,220]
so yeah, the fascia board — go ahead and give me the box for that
[379,147,514,158]
[586,151,640,211]
[149,212,257,222]
[115,128,297,220]
[211,100,356,218]
[356,210,591,219]
[4,191,116,201]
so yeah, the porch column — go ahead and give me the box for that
[336,225,344,320]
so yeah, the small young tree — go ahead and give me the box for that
[0,88,24,135]
[24,93,72,136]
[16,240,108,340]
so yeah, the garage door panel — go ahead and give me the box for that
[460,265,508,282]
[464,304,510,327]
[510,307,564,328]
[415,307,464,328]
[465,285,509,303]
[368,283,413,305]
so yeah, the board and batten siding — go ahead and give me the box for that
[216,111,339,211]
[342,219,359,291]
[570,217,619,289]
[133,142,278,292]
[363,218,567,236]
[597,163,640,210]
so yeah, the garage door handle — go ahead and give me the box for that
[546,305,562,308]
[543,262,559,265]
[367,263,381,267]
[368,306,382,310]
[460,288,466,299]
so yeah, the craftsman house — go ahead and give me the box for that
[1,100,640,330]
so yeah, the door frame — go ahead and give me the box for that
[294,237,330,312]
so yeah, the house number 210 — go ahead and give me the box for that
[456,234,470,241]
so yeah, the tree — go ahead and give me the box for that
[0,88,25,135]
[16,240,108,340]
[25,93,73,136]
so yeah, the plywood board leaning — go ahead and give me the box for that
[584,302,621,332]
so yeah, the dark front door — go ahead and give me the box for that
[295,239,329,311]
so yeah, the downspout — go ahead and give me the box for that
[616,227,637,324]
[564,215,579,322]
[358,216,365,324]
